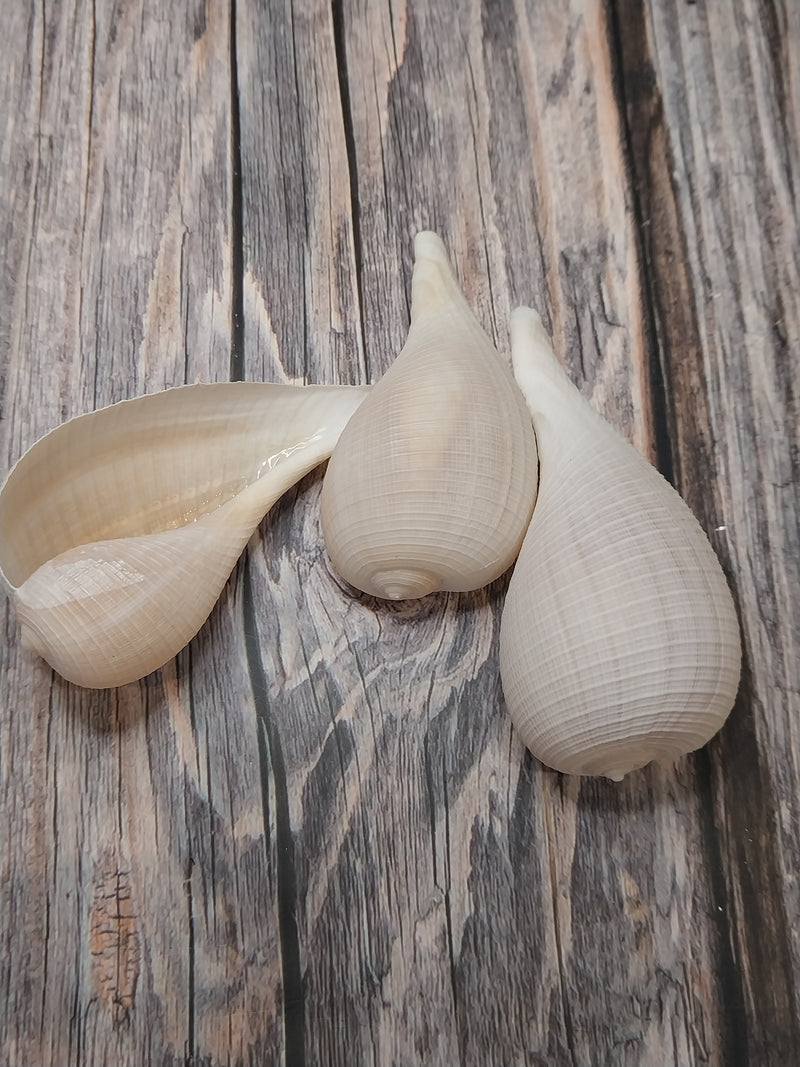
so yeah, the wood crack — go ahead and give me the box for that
[39,686,57,1042]
[205,737,219,927]
[243,557,306,1067]
[184,854,196,1067]
[461,36,498,342]
[440,753,462,1063]
[21,2,46,354]
[692,746,748,1066]
[229,0,245,384]
[605,0,675,483]
[330,0,367,379]
[422,733,439,889]
[80,0,96,253]
[543,795,577,1067]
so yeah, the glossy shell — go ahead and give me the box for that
[0,382,369,687]
[320,232,539,600]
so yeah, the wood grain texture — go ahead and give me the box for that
[0,1,797,1065]
[615,2,800,1060]
[0,2,249,1064]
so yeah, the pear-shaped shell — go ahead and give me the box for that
[500,308,741,780]
[320,232,539,600]
[0,382,369,688]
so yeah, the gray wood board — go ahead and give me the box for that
[0,1,797,1064]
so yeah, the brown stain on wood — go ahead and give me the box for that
[89,852,140,1023]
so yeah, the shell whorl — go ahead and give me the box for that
[500,308,741,780]
[320,232,539,600]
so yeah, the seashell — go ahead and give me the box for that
[0,382,369,688]
[500,308,741,781]
[320,232,539,600]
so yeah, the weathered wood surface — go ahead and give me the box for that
[0,1,797,1064]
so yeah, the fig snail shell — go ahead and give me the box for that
[500,308,741,781]
[320,232,539,600]
[0,382,369,688]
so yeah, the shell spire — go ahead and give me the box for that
[500,308,741,780]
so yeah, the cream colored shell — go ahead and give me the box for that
[320,232,539,599]
[0,382,369,688]
[500,308,741,780]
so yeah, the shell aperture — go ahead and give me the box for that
[0,382,369,687]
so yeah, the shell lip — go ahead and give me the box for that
[0,380,373,687]
[0,381,371,591]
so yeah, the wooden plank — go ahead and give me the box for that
[231,0,740,1063]
[236,0,364,386]
[0,2,272,1064]
[471,4,730,1062]
[234,1,368,1062]
[615,1,800,1060]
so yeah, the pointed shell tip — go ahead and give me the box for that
[413,230,448,261]
[373,568,440,600]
